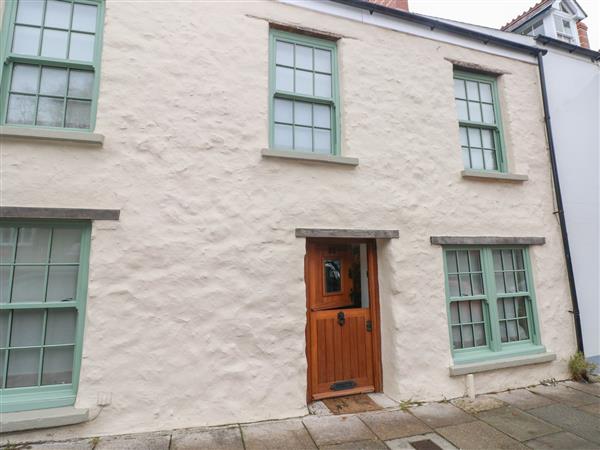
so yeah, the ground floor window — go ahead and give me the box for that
[444,246,544,364]
[0,221,90,412]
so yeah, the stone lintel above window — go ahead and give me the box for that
[431,236,545,246]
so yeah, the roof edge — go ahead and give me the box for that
[535,35,600,60]
[329,0,545,57]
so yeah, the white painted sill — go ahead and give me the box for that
[261,149,359,166]
[461,169,528,182]
[0,406,89,433]
[1,126,104,145]
[449,352,556,376]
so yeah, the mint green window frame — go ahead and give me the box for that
[268,29,341,155]
[0,220,91,413]
[0,0,104,131]
[443,246,544,365]
[453,70,507,172]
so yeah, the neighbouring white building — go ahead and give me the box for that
[0,0,587,439]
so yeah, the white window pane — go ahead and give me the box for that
[16,0,44,26]
[12,25,40,55]
[295,70,313,95]
[446,251,458,273]
[461,147,471,168]
[468,101,482,122]
[6,348,40,387]
[502,250,514,270]
[483,150,497,170]
[295,45,312,70]
[11,266,45,302]
[493,250,503,270]
[37,96,64,127]
[314,104,331,129]
[40,66,67,96]
[452,326,462,349]
[274,99,293,124]
[469,251,481,271]
[458,301,471,322]
[507,320,518,341]
[448,274,459,297]
[294,102,312,126]
[495,272,506,294]
[42,346,74,385]
[46,266,78,302]
[454,79,466,99]
[10,310,44,346]
[470,149,484,170]
[72,3,97,32]
[455,100,468,121]
[505,272,517,293]
[481,129,494,148]
[69,32,95,61]
[504,299,516,318]
[474,324,486,346]
[449,302,459,324]
[275,66,293,92]
[45,0,71,28]
[7,94,36,125]
[516,297,527,317]
[457,251,469,272]
[0,312,8,346]
[315,73,331,98]
[45,309,77,345]
[314,129,331,154]
[466,81,479,100]
[65,99,91,129]
[0,268,10,304]
[50,229,81,263]
[461,325,474,348]
[467,128,482,147]
[459,274,472,296]
[274,124,292,149]
[68,70,94,98]
[41,29,68,59]
[16,227,51,262]
[294,126,312,151]
[480,83,493,102]
[482,104,495,124]
[518,318,529,340]
[459,127,468,146]
[314,49,331,73]
[472,274,484,295]
[276,41,293,66]
[471,300,483,322]
[11,64,39,94]
[515,251,525,270]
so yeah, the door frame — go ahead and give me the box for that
[304,238,383,402]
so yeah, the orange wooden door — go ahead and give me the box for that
[306,242,375,400]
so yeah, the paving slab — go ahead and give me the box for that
[95,433,171,450]
[27,441,93,450]
[303,414,376,446]
[241,419,316,450]
[528,384,600,406]
[563,380,600,397]
[320,439,388,450]
[451,395,505,414]
[436,420,528,449]
[368,393,399,409]
[359,409,431,440]
[171,426,243,450]
[490,389,555,410]
[386,433,458,450]
[578,402,600,416]
[410,402,475,428]
[477,406,560,441]
[308,401,333,416]
[528,403,600,444]
[524,431,598,450]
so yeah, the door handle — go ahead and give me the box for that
[337,311,345,326]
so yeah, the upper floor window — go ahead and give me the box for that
[269,29,340,155]
[554,16,574,43]
[453,71,506,172]
[522,20,545,37]
[1,0,104,131]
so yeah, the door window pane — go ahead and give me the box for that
[324,260,342,293]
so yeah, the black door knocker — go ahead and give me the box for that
[337,311,345,326]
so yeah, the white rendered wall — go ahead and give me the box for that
[1,0,577,440]
[543,50,600,363]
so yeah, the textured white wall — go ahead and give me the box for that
[543,50,600,363]
[0,0,577,439]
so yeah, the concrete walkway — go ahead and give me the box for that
[2,381,599,449]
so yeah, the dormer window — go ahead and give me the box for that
[554,16,574,43]
[522,20,545,37]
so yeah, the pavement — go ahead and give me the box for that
[1,380,599,449]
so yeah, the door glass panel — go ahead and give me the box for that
[42,346,74,385]
[324,260,341,293]
[6,348,40,387]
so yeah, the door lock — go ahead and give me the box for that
[366,320,372,332]
[337,311,345,326]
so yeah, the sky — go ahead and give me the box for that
[408,0,600,50]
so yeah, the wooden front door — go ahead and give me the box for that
[306,240,382,400]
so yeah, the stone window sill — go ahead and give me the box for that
[449,351,556,376]
[1,126,104,145]
[0,406,89,433]
[461,169,528,182]
[261,149,358,166]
